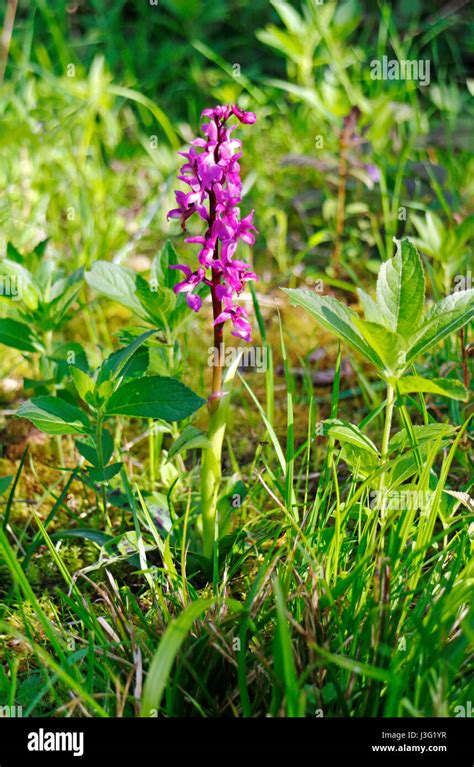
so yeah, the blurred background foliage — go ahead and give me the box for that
[0,0,473,287]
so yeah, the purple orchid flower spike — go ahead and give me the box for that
[167,104,258,403]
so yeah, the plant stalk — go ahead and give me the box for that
[379,383,395,518]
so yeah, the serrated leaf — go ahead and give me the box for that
[376,239,425,339]
[104,376,206,421]
[283,289,383,368]
[406,289,474,364]
[394,375,468,401]
[17,396,91,435]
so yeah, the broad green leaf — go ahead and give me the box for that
[0,318,40,353]
[389,423,456,453]
[353,318,405,373]
[17,396,91,435]
[394,375,468,401]
[376,239,425,339]
[70,366,95,403]
[357,288,383,324]
[96,329,155,386]
[141,598,215,716]
[87,462,123,483]
[135,277,176,326]
[76,429,114,468]
[406,289,474,364]
[85,261,148,320]
[167,425,211,460]
[322,419,379,455]
[283,289,383,368]
[340,444,379,479]
[104,376,206,421]
[151,241,180,290]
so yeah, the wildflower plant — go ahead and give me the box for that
[168,104,257,558]
[285,238,474,512]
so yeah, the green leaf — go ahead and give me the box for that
[167,425,211,460]
[70,366,95,403]
[17,396,91,435]
[0,318,40,352]
[76,429,114,468]
[85,261,148,320]
[86,462,123,483]
[141,598,215,716]
[389,423,456,453]
[283,289,383,368]
[406,289,474,364]
[353,318,406,373]
[104,376,206,421]
[394,375,468,401]
[376,238,425,339]
[151,241,180,290]
[357,288,383,324]
[0,476,13,495]
[96,329,156,386]
[135,278,176,327]
[340,444,379,479]
[0,259,39,310]
[50,528,113,547]
[321,419,379,455]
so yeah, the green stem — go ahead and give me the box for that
[379,383,395,518]
[96,416,111,530]
[200,351,242,560]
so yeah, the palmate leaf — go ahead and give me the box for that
[376,239,425,339]
[17,396,91,435]
[283,289,383,368]
[406,289,474,364]
[394,375,468,401]
[104,375,206,421]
